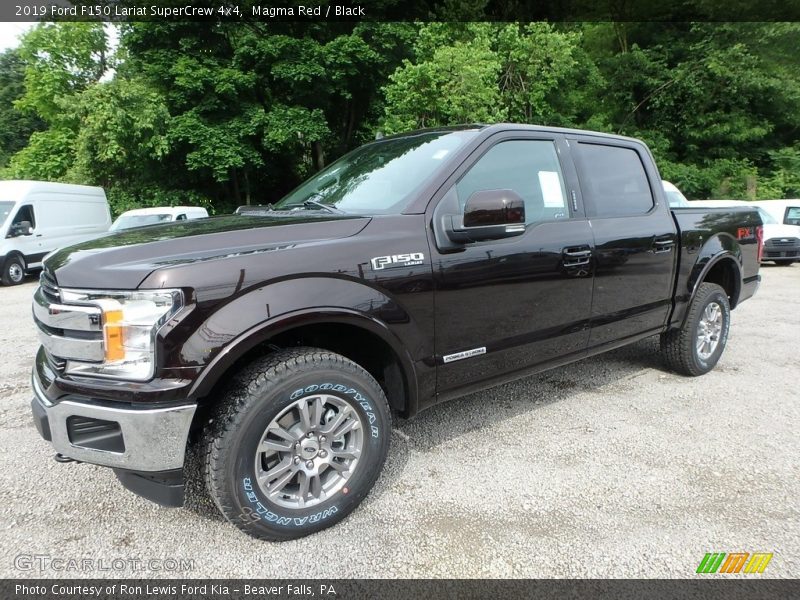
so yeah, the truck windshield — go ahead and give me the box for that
[0,201,14,224]
[273,130,478,215]
[111,214,172,231]
[756,208,777,224]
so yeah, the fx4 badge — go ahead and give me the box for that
[370,252,425,270]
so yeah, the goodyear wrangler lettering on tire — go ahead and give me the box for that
[242,478,340,527]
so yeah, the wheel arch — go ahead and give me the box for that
[189,308,418,417]
[689,252,743,310]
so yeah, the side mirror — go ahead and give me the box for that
[446,189,526,243]
[10,220,32,237]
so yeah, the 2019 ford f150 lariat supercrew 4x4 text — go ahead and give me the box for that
[30,125,762,540]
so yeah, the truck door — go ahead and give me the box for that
[6,203,44,266]
[570,138,678,348]
[429,133,594,395]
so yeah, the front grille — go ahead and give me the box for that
[765,238,800,248]
[44,350,66,374]
[39,270,60,302]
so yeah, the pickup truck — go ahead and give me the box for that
[30,124,762,541]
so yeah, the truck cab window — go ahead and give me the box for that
[11,204,35,228]
[576,143,654,217]
[456,140,569,225]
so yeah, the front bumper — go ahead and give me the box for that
[763,238,800,261]
[31,370,196,472]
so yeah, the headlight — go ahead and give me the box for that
[61,288,184,381]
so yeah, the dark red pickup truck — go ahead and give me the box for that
[30,124,761,540]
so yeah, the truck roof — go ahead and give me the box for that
[379,123,643,145]
[0,180,106,198]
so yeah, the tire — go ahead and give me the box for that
[2,254,26,286]
[661,282,730,376]
[203,347,391,541]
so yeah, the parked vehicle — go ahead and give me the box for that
[0,181,110,285]
[691,199,800,265]
[753,199,800,226]
[662,180,690,207]
[110,206,209,231]
[30,125,762,540]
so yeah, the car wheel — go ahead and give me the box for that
[661,282,730,376]
[204,347,391,541]
[2,255,26,286]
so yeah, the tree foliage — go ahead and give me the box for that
[3,20,800,215]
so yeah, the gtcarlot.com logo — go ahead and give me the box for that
[14,554,195,573]
[696,552,773,574]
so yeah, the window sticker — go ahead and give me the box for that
[539,171,565,207]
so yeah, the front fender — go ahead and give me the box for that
[183,276,421,405]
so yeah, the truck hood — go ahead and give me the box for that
[763,223,800,241]
[44,213,371,289]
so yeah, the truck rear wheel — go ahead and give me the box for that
[203,347,391,541]
[661,282,730,376]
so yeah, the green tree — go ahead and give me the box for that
[0,49,44,168]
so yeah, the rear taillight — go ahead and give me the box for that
[756,225,764,262]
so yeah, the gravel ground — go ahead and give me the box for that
[0,265,798,579]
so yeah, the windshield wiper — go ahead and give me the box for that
[302,198,346,214]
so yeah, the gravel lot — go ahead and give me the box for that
[0,266,798,579]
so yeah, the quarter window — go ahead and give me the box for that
[456,140,569,225]
[576,143,654,217]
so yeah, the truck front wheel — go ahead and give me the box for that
[660,282,731,376]
[2,254,26,286]
[203,347,391,541]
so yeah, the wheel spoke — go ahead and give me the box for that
[297,471,310,505]
[269,424,297,442]
[311,396,325,429]
[309,474,323,500]
[330,447,360,460]
[267,470,295,496]
[298,399,313,433]
[259,456,293,483]
[261,438,293,453]
[332,416,360,438]
[321,408,348,434]
[326,459,349,473]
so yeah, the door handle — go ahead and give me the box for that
[653,237,674,254]
[562,246,592,267]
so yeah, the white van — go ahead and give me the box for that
[0,181,111,285]
[753,199,800,227]
[662,180,690,207]
[110,206,209,231]
[690,199,800,265]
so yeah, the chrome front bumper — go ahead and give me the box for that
[31,373,197,472]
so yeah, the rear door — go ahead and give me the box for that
[430,132,595,393]
[570,137,678,348]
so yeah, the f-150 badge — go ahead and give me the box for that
[370,252,425,270]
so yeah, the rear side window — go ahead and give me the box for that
[785,206,800,226]
[576,143,654,217]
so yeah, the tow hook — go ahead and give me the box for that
[54,453,81,464]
